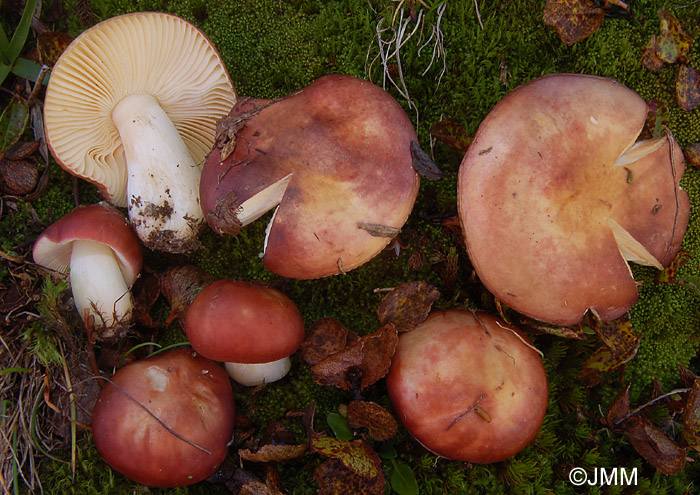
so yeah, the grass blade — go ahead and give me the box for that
[6,0,38,63]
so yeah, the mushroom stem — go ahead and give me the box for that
[224,357,292,386]
[69,239,134,330]
[111,94,204,253]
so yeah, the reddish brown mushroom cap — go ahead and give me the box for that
[91,349,235,487]
[458,74,689,326]
[387,310,548,463]
[184,279,305,363]
[32,203,142,283]
[200,74,420,279]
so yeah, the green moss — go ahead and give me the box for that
[15,0,700,493]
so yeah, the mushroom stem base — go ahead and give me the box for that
[224,357,292,386]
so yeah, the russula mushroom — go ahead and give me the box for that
[200,74,420,279]
[92,348,235,487]
[386,310,548,463]
[32,203,141,338]
[43,12,236,253]
[184,279,305,386]
[458,73,689,326]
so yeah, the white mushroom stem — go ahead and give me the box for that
[224,357,292,387]
[69,239,134,328]
[111,94,203,252]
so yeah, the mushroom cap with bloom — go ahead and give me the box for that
[387,310,548,463]
[458,74,689,326]
[91,348,235,487]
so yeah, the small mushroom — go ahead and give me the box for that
[200,74,420,279]
[386,310,548,463]
[91,349,235,487]
[43,12,236,253]
[32,203,142,338]
[184,279,305,386]
[458,74,690,326]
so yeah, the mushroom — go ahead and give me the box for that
[184,279,305,386]
[458,73,690,326]
[32,203,142,338]
[43,12,236,253]
[200,74,420,279]
[91,348,235,487]
[386,310,548,463]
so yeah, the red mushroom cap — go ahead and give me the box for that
[32,203,142,285]
[91,348,235,487]
[184,279,305,363]
[387,310,548,463]
[200,74,420,279]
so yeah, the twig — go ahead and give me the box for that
[613,387,691,426]
[474,0,484,30]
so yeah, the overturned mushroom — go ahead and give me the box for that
[458,74,689,326]
[32,203,142,338]
[184,279,305,386]
[200,74,420,279]
[43,12,236,253]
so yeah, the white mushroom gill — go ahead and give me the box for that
[69,239,133,329]
[111,93,204,252]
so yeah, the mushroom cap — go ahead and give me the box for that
[458,73,689,326]
[184,279,305,363]
[92,349,235,487]
[32,203,142,285]
[200,74,420,279]
[43,12,236,207]
[386,310,548,463]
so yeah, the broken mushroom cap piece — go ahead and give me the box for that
[387,310,548,463]
[184,279,306,386]
[200,74,420,279]
[458,73,689,326]
[43,12,236,253]
[92,348,235,487]
[32,203,142,338]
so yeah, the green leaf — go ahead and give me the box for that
[0,100,30,152]
[390,460,419,495]
[6,0,38,63]
[327,412,353,441]
[0,62,11,86]
[0,24,10,63]
[10,57,48,84]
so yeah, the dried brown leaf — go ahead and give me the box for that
[682,377,700,452]
[311,324,398,391]
[300,317,353,366]
[240,480,285,495]
[677,64,700,112]
[37,31,74,68]
[159,265,218,325]
[376,281,440,333]
[239,444,308,463]
[357,222,401,238]
[311,436,383,480]
[314,458,385,495]
[684,143,700,169]
[430,118,472,153]
[347,400,398,441]
[410,141,443,181]
[620,415,686,474]
[0,159,38,195]
[543,0,605,45]
[605,383,631,427]
[654,10,693,64]
[642,36,666,72]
